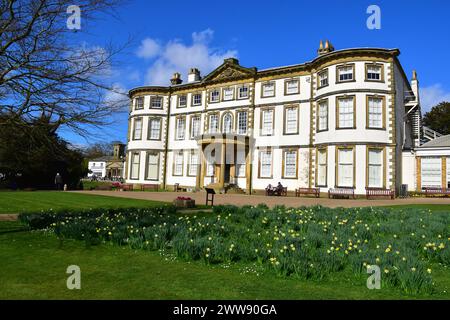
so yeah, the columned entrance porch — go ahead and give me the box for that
[195,134,252,194]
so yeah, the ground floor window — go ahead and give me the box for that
[259,150,272,178]
[283,149,297,178]
[236,149,246,177]
[337,148,354,187]
[421,157,441,188]
[316,148,327,186]
[173,151,184,176]
[145,152,159,180]
[368,148,383,188]
[130,152,140,179]
[188,150,198,176]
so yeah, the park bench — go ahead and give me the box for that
[295,187,320,198]
[174,183,187,192]
[121,184,133,191]
[422,187,450,197]
[141,184,158,191]
[328,187,355,199]
[265,184,287,196]
[365,187,395,200]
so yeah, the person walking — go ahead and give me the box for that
[55,173,63,190]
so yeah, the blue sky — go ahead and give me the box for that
[62,0,450,145]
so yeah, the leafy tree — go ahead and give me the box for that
[422,102,450,135]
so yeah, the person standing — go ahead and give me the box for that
[55,173,63,190]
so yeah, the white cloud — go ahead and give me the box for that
[136,38,161,59]
[421,84,450,112]
[137,29,238,86]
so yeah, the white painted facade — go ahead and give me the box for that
[125,42,420,195]
[88,161,106,178]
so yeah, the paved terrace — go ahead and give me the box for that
[71,191,450,209]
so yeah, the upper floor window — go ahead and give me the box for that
[178,95,187,108]
[367,96,385,129]
[318,69,328,88]
[261,82,275,98]
[285,79,300,95]
[210,89,220,103]
[222,113,233,133]
[150,96,163,109]
[222,87,234,101]
[190,115,201,138]
[175,117,186,140]
[317,100,328,132]
[237,111,248,134]
[337,96,355,129]
[238,85,249,99]
[209,114,219,133]
[135,97,144,110]
[337,65,355,83]
[192,93,202,106]
[148,118,161,140]
[133,117,143,140]
[366,63,383,82]
[261,109,274,136]
[284,106,298,134]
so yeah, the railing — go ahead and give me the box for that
[422,126,443,141]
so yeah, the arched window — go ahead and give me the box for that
[222,113,233,133]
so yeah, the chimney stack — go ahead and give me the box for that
[170,72,182,85]
[318,40,335,56]
[188,68,201,83]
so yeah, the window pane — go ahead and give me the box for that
[284,151,297,177]
[133,118,142,139]
[421,157,441,188]
[338,98,354,128]
[189,151,198,176]
[149,118,161,140]
[262,83,275,97]
[262,110,273,135]
[209,114,219,133]
[286,80,299,94]
[238,111,247,134]
[191,116,200,138]
[176,118,185,139]
[338,66,353,81]
[285,107,298,133]
[368,97,383,128]
[150,97,162,109]
[260,151,272,177]
[239,86,248,98]
[317,149,327,186]
[223,114,232,133]
[223,88,234,101]
[338,149,353,187]
[368,149,383,187]
[210,90,219,102]
[318,101,328,130]
[146,153,159,180]
[174,151,184,175]
[135,97,144,109]
[179,95,187,107]
[131,152,140,179]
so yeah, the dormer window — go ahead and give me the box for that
[337,64,355,83]
[210,89,219,103]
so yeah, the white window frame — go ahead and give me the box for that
[210,89,220,103]
[222,113,233,133]
[188,150,199,176]
[318,69,328,88]
[316,149,327,187]
[261,82,275,98]
[238,85,249,99]
[209,114,219,133]
[285,79,300,95]
[237,111,248,135]
[133,117,143,140]
[337,148,354,187]
[318,100,328,131]
[283,149,297,178]
[368,148,384,188]
[421,157,442,188]
[259,150,272,178]
[190,115,201,138]
[150,96,163,109]
[367,96,384,129]
[130,152,140,180]
[192,93,202,106]
[176,117,186,140]
[222,87,234,101]
[173,151,184,176]
[135,97,144,110]
[178,95,187,108]
[337,65,354,83]
[284,106,298,134]
[337,97,355,129]
[148,117,161,140]
[261,109,274,136]
[366,64,383,81]
[145,152,159,181]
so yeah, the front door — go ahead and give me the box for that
[224,164,231,183]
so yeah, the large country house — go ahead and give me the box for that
[124,41,448,195]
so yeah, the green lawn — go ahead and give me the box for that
[1,221,449,300]
[0,191,165,214]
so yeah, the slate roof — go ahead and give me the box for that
[419,135,450,148]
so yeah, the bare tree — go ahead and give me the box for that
[0,0,129,137]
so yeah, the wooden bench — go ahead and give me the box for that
[141,184,158,191]
[265,185,287,196]
[328,187,355,199]
[121,184,133,191]
[365,187,395,200]
[174,183,187,192]
[295,187,320,198]
[422,187,450,197]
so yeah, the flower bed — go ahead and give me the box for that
[19,205,450,294]
[173,196,195,208]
